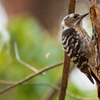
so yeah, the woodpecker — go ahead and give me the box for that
[61,13,100,84]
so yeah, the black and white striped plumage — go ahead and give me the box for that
[62,13,100,84]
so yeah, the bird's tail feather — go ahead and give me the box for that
[84,68,94,84]
[89,59,100,84]
[91,69,100,84]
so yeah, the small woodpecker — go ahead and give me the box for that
[61,13,100,84]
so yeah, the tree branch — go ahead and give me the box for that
[0,62,63,94]
[58,0,76,100]
[45,64,75,100]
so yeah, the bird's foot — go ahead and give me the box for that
[96,65,100,76]
[92,24,98,38]
[92,24,99,45]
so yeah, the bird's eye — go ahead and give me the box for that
[73,15,77,18]
[62,26,64,29]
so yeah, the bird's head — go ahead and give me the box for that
[62,13,89,30]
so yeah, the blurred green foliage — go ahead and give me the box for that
[0,15,97,100]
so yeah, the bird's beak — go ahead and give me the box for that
[76,13,89,25]
[80,13,89,19]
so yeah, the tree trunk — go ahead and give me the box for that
[88,0,100,99]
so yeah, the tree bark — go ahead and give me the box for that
[88,0,100,99]
[58,0,76,100]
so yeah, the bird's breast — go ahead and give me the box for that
[62,27,80,61]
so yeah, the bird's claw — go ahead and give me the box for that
[92,23,100,39]
[96,65,100,76]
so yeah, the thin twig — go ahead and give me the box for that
[0,81,59,90]
[14,39,44,74]
[0,62,63,94]
[66,92,98,100]
[0,80,97,100]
